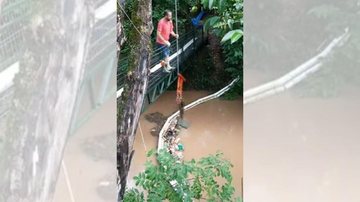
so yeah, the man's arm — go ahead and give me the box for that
[170,31,179,38]
[170,23,178,38]
[157,30,167,43]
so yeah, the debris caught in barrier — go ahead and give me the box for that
[162,119,185,160]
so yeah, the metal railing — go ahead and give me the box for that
[117,28,206,110]
[117,29,203,90]
[0,0,31,72]
[0,0,31,121]
[68,12,117,134]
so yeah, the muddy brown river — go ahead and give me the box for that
[128,91,243,197]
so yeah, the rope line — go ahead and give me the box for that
[138,122,147,151]
[174,0,180,74]
[62,160,76,202]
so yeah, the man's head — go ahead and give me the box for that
[164,10,172,21]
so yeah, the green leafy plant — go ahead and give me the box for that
[123,149,241,202]
[222,29,243,44]
[201,0,243,98]
[202,0,243,43]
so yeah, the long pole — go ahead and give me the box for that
[175,0,179,73]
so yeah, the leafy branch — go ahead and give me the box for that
[124,149,240,202]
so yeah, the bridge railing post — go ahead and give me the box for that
[201,27,204,43]
[192,28,196,51]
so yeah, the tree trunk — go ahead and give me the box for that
[208,32,224,81]
[0,1,93,201]
[117,0,153,200]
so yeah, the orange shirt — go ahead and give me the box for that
[156,18,174,45]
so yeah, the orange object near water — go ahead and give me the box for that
[176,73,186,104]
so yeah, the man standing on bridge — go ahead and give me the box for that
[156,10,179,72]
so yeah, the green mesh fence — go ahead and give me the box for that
[0,0,32,72]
